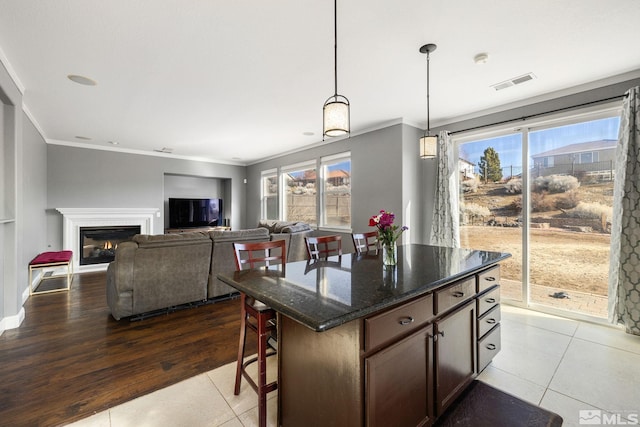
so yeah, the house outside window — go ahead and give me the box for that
[454,107,621,322]
[281,161,317,224]
[579,152,597,163]
[320,152,351,228]
[260,169,278,220]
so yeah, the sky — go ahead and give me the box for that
[458,116,621,173]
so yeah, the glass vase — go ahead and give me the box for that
[382,241,398,266]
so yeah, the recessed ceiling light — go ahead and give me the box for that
[303,132,315,136]
[75,135,92,140]
[108,141,119,145]
[231,157,242,160]
[474,53,489,64]
[67,74,97,86]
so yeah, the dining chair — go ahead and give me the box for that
[304,235,343,260]
[351,231,379,254]
[232,239,286,427]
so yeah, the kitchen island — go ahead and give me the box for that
[218,244,510,427]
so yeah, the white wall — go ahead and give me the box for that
[245,124,409,240]
[46,145,247,249]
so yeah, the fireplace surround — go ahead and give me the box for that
[56,208,159,272]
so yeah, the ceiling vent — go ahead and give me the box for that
[153,147,173,153]
[491,73,536,91]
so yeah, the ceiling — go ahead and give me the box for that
[0,0,639,165]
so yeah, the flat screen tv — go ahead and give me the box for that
[169,198,223,228]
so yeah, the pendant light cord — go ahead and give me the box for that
[333,0,338,97]
[426,50,431,134]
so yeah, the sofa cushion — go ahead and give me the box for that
[280,222,312,233]
[258,220,313,234]
[133,231,210,248]
[209,227,269,243]
[257,219,279,233]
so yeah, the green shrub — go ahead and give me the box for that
[555,191,580,210]
[461,202,490,218]
[510,196,522,213]
[504,178,522,194]
[531,192,555,212]
[564,202,612,220]
[461,178,479,193]
[532,174,579,193]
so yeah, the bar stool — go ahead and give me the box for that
[232,239,286,427]
[351,231,379,254]
[304,235,342,260]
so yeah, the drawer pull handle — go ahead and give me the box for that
[485,298,496,303]
[452,291,465,298]
[486,343,496,350]
[486,318,496,324]
[428,331,445,341]
[485,277,496,282]
[398,316,414,326]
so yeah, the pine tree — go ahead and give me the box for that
[478,147,503,182]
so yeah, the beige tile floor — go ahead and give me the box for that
[67,305,640,427]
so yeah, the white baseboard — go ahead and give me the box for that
[0,307,25,335]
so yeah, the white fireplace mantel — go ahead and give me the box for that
[56,208,160,272]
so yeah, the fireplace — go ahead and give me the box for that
[57,208,159,272]
[79,226,141,265]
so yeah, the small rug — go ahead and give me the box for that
[435,381,563,427]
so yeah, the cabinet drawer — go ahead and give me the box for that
[478,324,501,373]
[365,294,434,352]
[477,265,500,293]
[477,304,501,339]
[435,277,476,315]
[477,286,500,317]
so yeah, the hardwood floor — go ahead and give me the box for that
[0,272,253,426]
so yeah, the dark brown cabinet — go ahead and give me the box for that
[434,300,476,416]
[365,324,434,427]
[476,265,501,373]
[277,265,503,426]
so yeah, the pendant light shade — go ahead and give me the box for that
[323,0,350,140]
[323,95,350,137]
[419,134,438,158]
[419,43,437,159]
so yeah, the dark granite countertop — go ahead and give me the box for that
[217,244,510,332]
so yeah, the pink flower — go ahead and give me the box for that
[368,210,408,246]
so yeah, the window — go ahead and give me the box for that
[260,169,278,220]
[320,152,351,228]
[455,106,621,321]
[579,152,597,163]
[281,161,317,224]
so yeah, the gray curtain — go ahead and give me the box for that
[608,86,640,335]
[429,131,460,248]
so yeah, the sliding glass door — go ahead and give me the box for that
[458,131,524,302]
[527,116,619,317]
[456,107,621,319]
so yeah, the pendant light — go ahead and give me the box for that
[419,43,437,159]
[323,0,350,139]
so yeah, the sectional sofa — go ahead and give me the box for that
[106,228,270,320]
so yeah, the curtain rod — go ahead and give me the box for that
[449,93,627,135]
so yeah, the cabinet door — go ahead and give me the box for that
[365,324,434,427]
[435,300,476,416]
